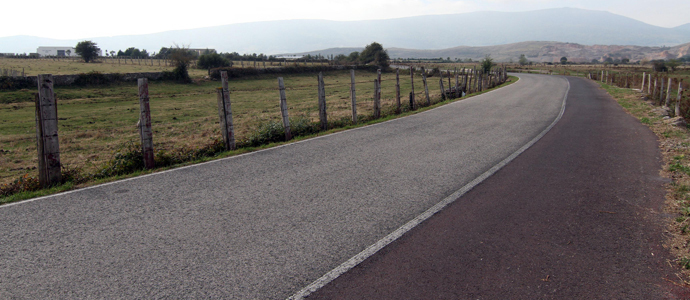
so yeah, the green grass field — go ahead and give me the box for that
[0,67,462,186]
[0,57,327,77]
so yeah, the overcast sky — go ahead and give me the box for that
[3,0,689,39]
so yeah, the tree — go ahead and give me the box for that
[358,42,390,69]
[198,52,231,69]
[347,51,360,63]
[480,54,494,73]
[518,54,529,66]
[166,44,194,83]
[75,40,100,63]
[66,49,71,57]
[560,56,567,65]
[651,60,667,72]
[666,59,681,72]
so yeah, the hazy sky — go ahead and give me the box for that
[4,0,689,39]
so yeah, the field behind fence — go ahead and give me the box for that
[1,66,508,189]
[0,57,331,77]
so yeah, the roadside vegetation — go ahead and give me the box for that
[0,56,516,204]
[596,80,690,285]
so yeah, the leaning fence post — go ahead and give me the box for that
[421,67,430,105]
[278,77,292,140]
[395,68,401,113]
[318,72,327,130]
[36,74,62,187]
[217,71,236,150]
[350,70,357,123]
[138,78,154,169]
[373,79,381,118]
[676,80,684,117]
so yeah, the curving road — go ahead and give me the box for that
[0,74,568,299]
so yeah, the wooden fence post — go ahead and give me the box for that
[410,67,416,110]
[447,70,452,92]
[138,78,154,169]
[318,72,327,130]
[647,74,652,94]
[676,80,684,117]
[36,74,62,187]
[373,79,381,118]
[217,71,236,150]
[665,77,673,107]
[278,77,292,140]
[421,67,430,105]
[659,77,665,105]
[350,70,357,123]
[653,76,658,100]
[454,68,460,98]
[377,69,382,106]
[395,68,401,113]
[439,76,445,101]
[641,72,646,91]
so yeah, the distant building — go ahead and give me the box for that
[37,46,95,57]
[188,48,216,56]
[275,55,304,60]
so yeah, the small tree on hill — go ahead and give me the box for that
[481,54,494,73]
[75,40,100,63]
[560,56,567,65]
[359,42,390,69]
[518,54,529,66]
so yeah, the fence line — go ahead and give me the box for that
[4,66,510,190]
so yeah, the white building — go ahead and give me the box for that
[37,46,81,57]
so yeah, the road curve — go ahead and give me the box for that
[0,74,567,299]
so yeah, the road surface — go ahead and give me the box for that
[1,74,567,299]
[308,76,690,299]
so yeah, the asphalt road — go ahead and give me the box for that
[0,74,567,299]
[309,76,690,299]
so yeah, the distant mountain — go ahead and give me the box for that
[291,42,690,63]
[675,23,690,32]
[1,8,689,55]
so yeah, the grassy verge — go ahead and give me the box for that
[597,81,690,284]
[0,75,518,205]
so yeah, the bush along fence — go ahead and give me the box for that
[587,70,689,120]
[1,66,509,198]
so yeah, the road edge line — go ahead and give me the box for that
[286,75,570,300]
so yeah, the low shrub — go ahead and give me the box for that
[73,71,124,86]
[0,76,34,90]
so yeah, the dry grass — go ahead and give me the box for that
[0,69,454,186]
